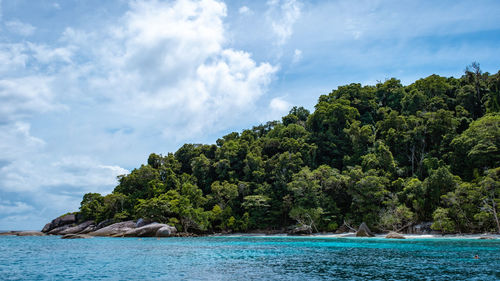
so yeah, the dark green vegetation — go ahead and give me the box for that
[78,63,500,234]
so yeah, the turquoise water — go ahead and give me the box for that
[0,236,499,280]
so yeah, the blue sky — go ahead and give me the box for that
[1,0,499,230]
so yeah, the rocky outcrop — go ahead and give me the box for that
[48,224,74,235]
[14,231,46,236]
[79,224,97,234]
[135,218,150,228]
[156,225,177,237]
[122,223,177,237]
[58,221,95,235]
[385,232,405,239]
[89,221,136,237]
[61,234,93,239]
[95,219,113,230]
[356,222,375,237]
[42,214,77,233]
[289,225,312,235]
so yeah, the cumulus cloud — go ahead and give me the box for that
[265,96,291,121]
[267,0,302,45]
[81,0,277,139]
[0,0,277,229]
[5,20,36,36]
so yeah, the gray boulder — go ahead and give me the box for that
[123,223,176,237]
[61,234,93,239]
[135,218,150,228]
[89,221,136,237]
[356,222,375,237]
[42,214,77,233]
[385,232,405,239]
[95,219,114,230]
[79,224,97,234]
[156,225,177,237]
[59,221,95,235]
[48,224,74,235]
[42,223,52,233]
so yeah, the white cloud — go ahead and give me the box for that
[267,96,291,121]
[0,201,34,215]
[5,20,36,36]
[0,76,59,121]
[270,96,291,112]
[267,0,302,45]
[292,48,302,63]
[79,0,277,139]
[239,6,251,14]
[0,122,45,160]
[0,0,277,229]
[53,2,61,10]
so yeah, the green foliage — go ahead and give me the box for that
[73,66,500,234]
[431,208,456,233]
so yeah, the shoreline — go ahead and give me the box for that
[1,230,498,240]
[209,232,500,240]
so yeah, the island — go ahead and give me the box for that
[33,64,500,238]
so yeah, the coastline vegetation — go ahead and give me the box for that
[76,63,500,234]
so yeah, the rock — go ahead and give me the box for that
[89,221,136,236]
[385,232,405,239]
[41,214,77,233]
[289,225,312,235]
[95,219,114,230]
[48,224,74,235]
[0,231,20,236]
[16,231,46,236]
[61,234,93,239]
[79,225,97,234]
[123,223,175,237]
[42,223,52,233]
[156,225,177,237]
[479,236,495,240]
[135,218,150,228]
[59,221,95,235]
[356,222,375,237]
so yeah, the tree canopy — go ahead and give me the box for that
[76,64,500,234]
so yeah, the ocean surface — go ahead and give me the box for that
[0,236,499,280]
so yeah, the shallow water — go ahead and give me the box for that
[0,236,499,280]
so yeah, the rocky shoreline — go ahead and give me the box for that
[1,215,498,239]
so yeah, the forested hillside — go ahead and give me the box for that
[77,63,500,234]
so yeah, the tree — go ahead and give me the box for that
[431,207,456,233]
[451,114,500,179]
[478,168,500,233]
[79,193,104,221]
[211,181,238,209]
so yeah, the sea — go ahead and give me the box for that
[0,236,499,280]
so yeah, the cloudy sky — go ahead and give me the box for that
[1,0,499,230]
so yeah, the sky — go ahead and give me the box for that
[1,0,499,230]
